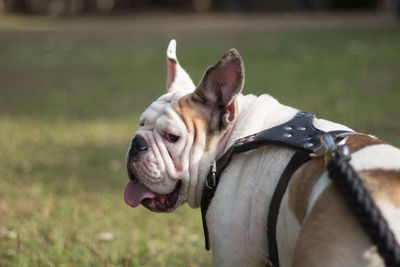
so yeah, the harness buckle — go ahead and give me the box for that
[310,134,350,165]
[265,258,275,267]
[205,160,217,190]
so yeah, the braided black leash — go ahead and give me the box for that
[324,137,400,267]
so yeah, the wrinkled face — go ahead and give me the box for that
[124,40,244,212]
[125,91,200,212]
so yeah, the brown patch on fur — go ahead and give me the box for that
[289,158,325,224]
[346,134,386,153]
[288,134,386,224]
[173,94,216,152]
[174,94,206,133]
[359,169,400,208]
[288,136,398,265]
[292,185,373,267]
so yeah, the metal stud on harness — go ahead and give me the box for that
[200,111,400,267]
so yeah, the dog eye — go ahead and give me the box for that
[165,133,180,143]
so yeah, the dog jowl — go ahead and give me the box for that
[125,39,243,212]
[124,40,400,267]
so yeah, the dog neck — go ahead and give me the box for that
[193,93,298,208]
[227,94,299,148]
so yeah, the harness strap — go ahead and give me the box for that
[201,111,348,251]
[200,111,349,258]
[200,110,400,266]
[266,149,310,267]
[325,142,400,267]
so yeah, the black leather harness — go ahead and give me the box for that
[200,111,349,267]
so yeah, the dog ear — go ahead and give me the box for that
[166,39,196,93]
[193,49,244,132]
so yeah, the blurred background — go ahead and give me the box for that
[0,1,399,266]
[1,0,400,15]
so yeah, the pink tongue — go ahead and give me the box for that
[124,179,156,208]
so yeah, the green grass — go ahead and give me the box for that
[0,14,399,266]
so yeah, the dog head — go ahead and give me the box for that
[125,40,244,212]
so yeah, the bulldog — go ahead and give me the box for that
[124,40,400,267]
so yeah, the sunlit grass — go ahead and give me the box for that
[0,116,209,266]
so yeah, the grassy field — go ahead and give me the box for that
[0,14,399,266]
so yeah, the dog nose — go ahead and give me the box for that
[129,135,148,159]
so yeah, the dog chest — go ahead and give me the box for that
[206,146,295,266]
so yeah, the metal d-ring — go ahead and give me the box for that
[205,160,217,190]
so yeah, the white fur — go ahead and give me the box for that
[306,173,332,216]
[276,191,302,267]
[131,42,197,208]
[360,199,400,267]
[205,93,355,266]
[208,146,295,266]
[350,144,400,171]
[166,39,195,94]
[378,199,400,244]
[131,40,400,266]
[136,90,199,207]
